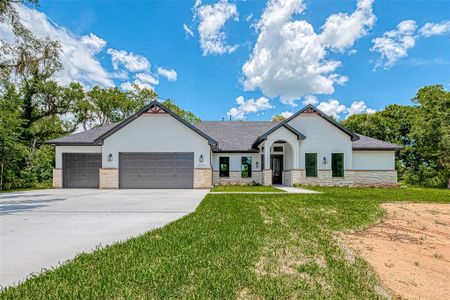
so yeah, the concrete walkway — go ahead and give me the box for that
[0,189,208,287]
[209,186,320,194]
[274,185,321,194]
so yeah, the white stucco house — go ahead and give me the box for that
[48,101,402,189]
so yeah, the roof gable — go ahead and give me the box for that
[287,105,359,141]
[93,101,217,146]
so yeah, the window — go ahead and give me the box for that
[273,146,283,152]
[305,153,317,177]
[332,153,344,177]
[241,157,252,178]
[219,157,229,177]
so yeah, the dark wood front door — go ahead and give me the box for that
[271,155,283,184]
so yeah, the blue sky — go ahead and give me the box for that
[10,0,450,120]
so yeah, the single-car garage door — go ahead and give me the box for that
[63,153,102,188]
[119,152,194,189]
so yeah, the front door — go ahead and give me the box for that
[271,155,283,184]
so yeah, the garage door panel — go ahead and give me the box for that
[63,153,101,188]
[119,152,194,189]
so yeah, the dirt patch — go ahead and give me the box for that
[340,203,450,300]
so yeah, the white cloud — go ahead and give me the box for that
[107,48,150,72]
[419,20,450,37]
[121,73,159,91]
[317,99,347,118]
[279,111,293,118]
[346,100,376,117]
[183,23,194,37]
[320,0,376,51]
[227,95,273,120]
[302,95,318,106]
[242,0,374,105]
[194,0,239,55]
[135,73,159,85]
[371,20,418,69]
[157,67,177,81]
[2,5,113,87]
[316,99,375,119]
[80,33,106,54]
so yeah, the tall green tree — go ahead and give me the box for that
[408,85,450,187]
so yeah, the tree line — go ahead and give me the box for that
[342,85,449,188]
[1,1,449,189]
[0,1,200,190]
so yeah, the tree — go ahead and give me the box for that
[409,85,450,187]
[161,99,201,124]
[341,86,450,188]
[0,85,28,189]
[271,114,286,122]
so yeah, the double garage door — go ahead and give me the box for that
[63,152,194,189]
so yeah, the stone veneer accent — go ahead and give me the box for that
[213,171,262,185]
[262,169,272,186]
[353,170,398,187]
[52,168,62,188]
[99,168,119,189]
[299,170,354,187]
[194,168,213,188]
[297,169,398,187]
[282,170,302,186]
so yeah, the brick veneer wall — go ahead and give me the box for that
[99,168,119,189]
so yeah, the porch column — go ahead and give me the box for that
[264,142,271,170]
[263,142,272,186]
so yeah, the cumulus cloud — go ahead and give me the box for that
[157,67,177,81]
[317,99,347,118]
[419,20,450,37]
[80,33,106,54]
[194,0,239,55]
[183,23,194,37]
[316,99,375,119]
[107,48,150,72]
[302,95,319,106]
[242,0,375,106]
[0,5,114,87]
[279,111,293,118]
[228,95,273,120]
[346,100,376,116]
[320,0,376,51]
[371,20,418,69]
[121,73,159,91]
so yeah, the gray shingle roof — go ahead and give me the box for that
[47,121,401,151]
[46,123,118,145]
[195,121,280,151]
[352,134,402,150]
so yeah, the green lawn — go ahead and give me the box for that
[210,185,285,192]
[1,187,449,299]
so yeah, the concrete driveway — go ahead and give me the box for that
[0,188,208,287]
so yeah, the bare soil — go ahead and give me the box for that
[340,203,450,300]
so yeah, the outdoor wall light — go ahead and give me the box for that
[256,161,259,168]
[322,157,327,165]
[199,155,204,163]
[107,153,113,162]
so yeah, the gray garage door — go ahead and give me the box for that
[63,153,102,188]
[119,152,194,189]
